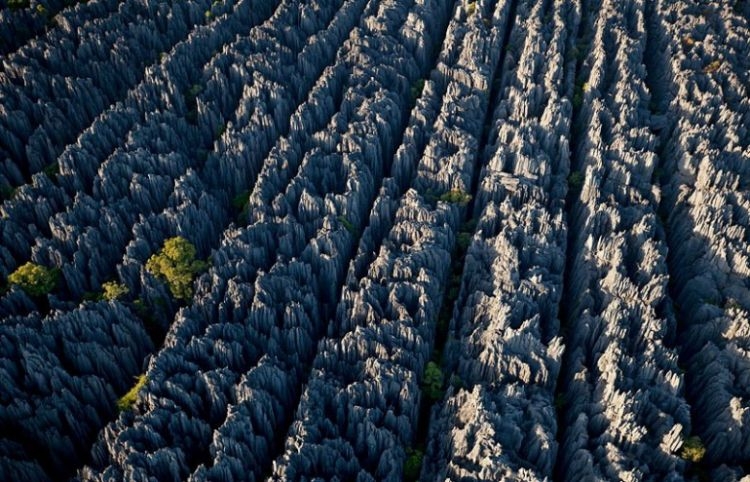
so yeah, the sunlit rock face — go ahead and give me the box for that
[1,0,749,480]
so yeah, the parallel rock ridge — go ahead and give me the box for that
[556,0,689,479]
[0,0,748,481]
[422,0,576,479]
[658,0,750,479]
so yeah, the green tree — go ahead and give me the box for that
[146,237,206,301]
[8,262,58,296]
[102,281,129,301]
[456,231,472,251]
[117,374,148,412]
[337,215,357,235]
[403,448,423,481]
[422,361,445,401]
[439,188,472,205]
[568,170,584,190]
[680,436,706,463]
[410,79,425,102]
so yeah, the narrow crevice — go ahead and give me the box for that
[643,0,680,350]
[645,2,709,480]
[552,0,598,476]
[411,0,520,475]
[265,21,449,477]
[196,2,456,479]
[554,0,594,364]
[183,10,372,482]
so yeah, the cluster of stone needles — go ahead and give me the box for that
[0,0,749,480]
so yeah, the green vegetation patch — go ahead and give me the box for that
[680,436,706,463]
[568,170,584,190]
[456,231,472,251]
[439,188,472,205]
[102,281,129,301]
[7,0,30,10]
[422,361,445,401]
[8,262,58,296]
[403,448,423,481]
[232,190,251,210]
[146,236,207,301]
[337,215,358,235]
[410,78,425,102]
[117,374,148,412]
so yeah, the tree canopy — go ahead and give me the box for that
[146,237,207,301]
[102,281,129,301]
[8,262,58,297]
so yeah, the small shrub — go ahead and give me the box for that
[565,45,580,64]
[725,298,742,311]
[568,171,584,190]
[437,310,451,334]
[117,374,148,412]
[403,448,423,481]
[410,79,425,102]
[8,262,58,297]
[187,84,202,98]
[465,1,476,16]
[232,190,251,211]
[215,122,226,138]
[422,361,444,401]
[680,436,706,463]
[439,188,472,205]
[703,60,721,73]
[146,237,207,301]
[456,231,472,251]
[337,215,357,235]
[682,35,695,48]
[1,185,18,201]
[7,0,30,9]
[102,281,129,301]
[449,373,463,389]
[82,291,100,301]
[447,283,459,303]
[460,219,477,233]
[133,298,157,327]
[42,162,59,178]
[572,78,587,109]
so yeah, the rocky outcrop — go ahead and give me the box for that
[0,0,214,185]
[421,0,576,480]
[0,0,748,480]
[658,0,750,472]
[0,302,152,481]
[78,0,439,480]
[554,0,690,480]
[270,1,514,479]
